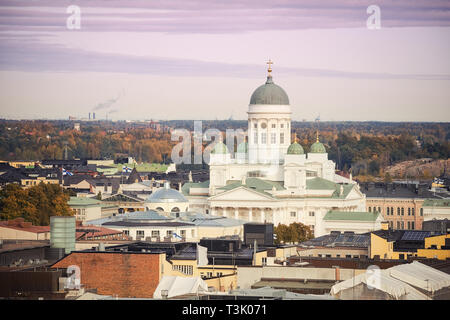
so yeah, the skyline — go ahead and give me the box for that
[0,1,449,121]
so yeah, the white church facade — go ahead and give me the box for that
[182,63,382,237]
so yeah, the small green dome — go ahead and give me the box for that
[237,141,248,153]
[310,141,326,153]
[211,141,229,154]
[250,75,289,105]
[287,142,304,155]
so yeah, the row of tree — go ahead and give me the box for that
[0,183,74,225]
[1,120,449,178]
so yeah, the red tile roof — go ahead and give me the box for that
[75,226,126,240]
[0,218,50,234]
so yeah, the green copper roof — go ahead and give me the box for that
[250,75,289,105]
[324,211,380,222]
[422,199,450,207]
[211,141,229,154]
[287,142,304,155]
[237,141,248,153]
[181,180,210,196]
[306,177,337,190]
[218,178,285,198]
[310,141,326,153]
[68,197,101,207]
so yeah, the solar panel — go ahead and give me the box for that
[401,231,430,241]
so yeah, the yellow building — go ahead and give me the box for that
[8,160,36,168]
[370,228,449,260]
[21,176,59,188]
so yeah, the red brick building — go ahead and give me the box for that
[51,251,163,298]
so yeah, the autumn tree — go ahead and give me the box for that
[274,222,314,244]
[0,183,74,225]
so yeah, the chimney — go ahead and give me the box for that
[333,266,340,282]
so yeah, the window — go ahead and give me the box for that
[411,222,415,230]
[151,230,159,237]
[262,257,267,266]
[412,208,415,216]
[254,132,258,144]
[397,221,400,229]
[391,207,394,215]
[123,230,129,236]
[325,254,332,258]
[271,124,276,128]
[217,272,223,277]
[309,211,315,217]
[420,208,423,216]
[401,221,404,229]
[408,208,411,216]
[280,133,284,144]
[166,230,173,237]
[261,132,267,144]
[290,212,296,217]
[378,207,381,213]
[280,124,284,128]
[180,230,186,237]
[345,255,351,259]
[368,207,372,212]
[254,123,257,129]
[271,133,276,144]
[397,208,400,215]
[401,208,404,216]
[136,230,145,237]
[207,272,213,278]
[407,221,411,229]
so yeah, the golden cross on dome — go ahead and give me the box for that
[293,132,297,143]
[267,59,273,75]
[316,130,319,142]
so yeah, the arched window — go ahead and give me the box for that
[391,207,394,216]
[156,207,164,212]
[368,207,372,212]
[408,208,411,216]
[397,207,400,215]
[401,208,404,215]
[171,207,180,213]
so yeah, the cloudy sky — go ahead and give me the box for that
[0,0,449,121]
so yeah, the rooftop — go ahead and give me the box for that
[0,218,50,234]
[323,211,380,222]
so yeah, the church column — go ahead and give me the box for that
[223,207,227,218]
[261,208,265,223]
[249,207,253,222]
[234,207,239,220]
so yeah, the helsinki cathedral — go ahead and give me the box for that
[182,61,382,237]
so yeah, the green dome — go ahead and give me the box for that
[287,142,304,155]
[237,141,248,153]
[211,141,229,154]
[250,75,289,105]
[310,141,326,153]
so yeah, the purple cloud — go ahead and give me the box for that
[0,38,448,80]
[0,0,449,34]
